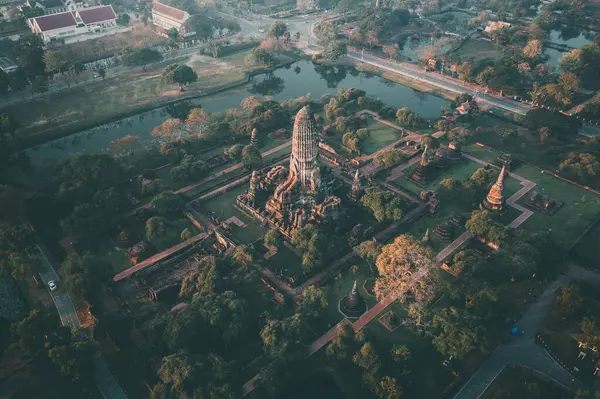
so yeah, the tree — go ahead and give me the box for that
[373,148,406,168]
[396,108,418,126]
[391,344,410,363]
[241,145,262,170]
[537,126,551,144]
[48,340,94,383]
[59,154,122,190]
[260,314,304,359]
[457,62,472,81]
[97,68,106,79]
[354,239,382,268]
[523,39,543,59]
[7,252,35,281]
[296,286,327,321]
[170,155,208,181]
[352,342,382,374]
[153,118,183,139]
[151,191,185,215]
[559,49,584,73]
[207,40,221,58]
[376,376,402,399]
[560,153,599,180]
[162,64,197,90]
[146,217,168,242]
[122,47,163,72]
[116,13,131,26]
[11,309,64,355]
[185,108,209,134]
[383,44,399,60]
[314,19,336,46]
[555,285,582,315]
[324,41,348,61]
[179,256,220,299]
[268,21,287,41]
[466,210,508,244]
[431,306,484,359]
[264,228,283,248]
[361,188,404,222]
[375,235,437,302]
[227,144,244,161]
[168,27,179,41]
[475,66,495,87]
[557,72,581,105]
[159,352,195,393]
[44,50,68,74]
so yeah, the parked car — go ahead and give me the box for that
[48,280,57,292]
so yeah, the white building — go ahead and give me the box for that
[151,0,195,38]
[28,5,117,43]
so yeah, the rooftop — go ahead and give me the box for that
[77,5,117,25]
[152,0,189,22]
[31,5,117,32]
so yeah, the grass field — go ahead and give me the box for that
[8,49,257,143]
[514,164,600,249]
[452,39,504,64]
[200,185,267,244]
[481,365,573,399]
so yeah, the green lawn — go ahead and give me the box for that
[452,38,504,64]
[102,249,133,274]
[361,119,404,155]
[514,164,600,249]
[9,49,256,143]
[200,185,268,244]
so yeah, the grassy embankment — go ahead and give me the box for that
[7,45,295,148]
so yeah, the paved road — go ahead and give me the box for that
[31,245,80,328]
[31,245,128,399]
[453,275,583,399]
[347,51,532,116]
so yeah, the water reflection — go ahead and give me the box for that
[27,60,451,167]
[248,73,286,96]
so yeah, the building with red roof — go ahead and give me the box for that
[28,5,117,43]
[151,0,195,38]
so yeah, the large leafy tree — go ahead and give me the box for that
[268,21,288,41]
[151,191,185,215]
[431,306,484,359]
[375,235,438,302]
[324,41,348,61]
[361,187,404,222]
[162,64,198,90]
[122,47,163,71]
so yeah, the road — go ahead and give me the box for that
[30,245,128,399]
[347,50,532,115]
[453,265,600,398]
[453,275,581,399]
[31,245,80,328]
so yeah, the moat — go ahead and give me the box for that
[26,60,451,167]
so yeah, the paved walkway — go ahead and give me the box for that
[463,153,537,229]
[113,233,209,282]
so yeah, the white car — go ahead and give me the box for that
[48,280,57,292]
[258,28,265,33]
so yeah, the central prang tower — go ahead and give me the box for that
[270,105,321,209]
[289,105,321,202]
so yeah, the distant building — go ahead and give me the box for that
[484,21,512,34]
[151,0,195,38]
[28,5,117,43]
[297,0,318,10]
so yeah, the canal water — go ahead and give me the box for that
[545,26,596,67]
[27,60,450,167]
